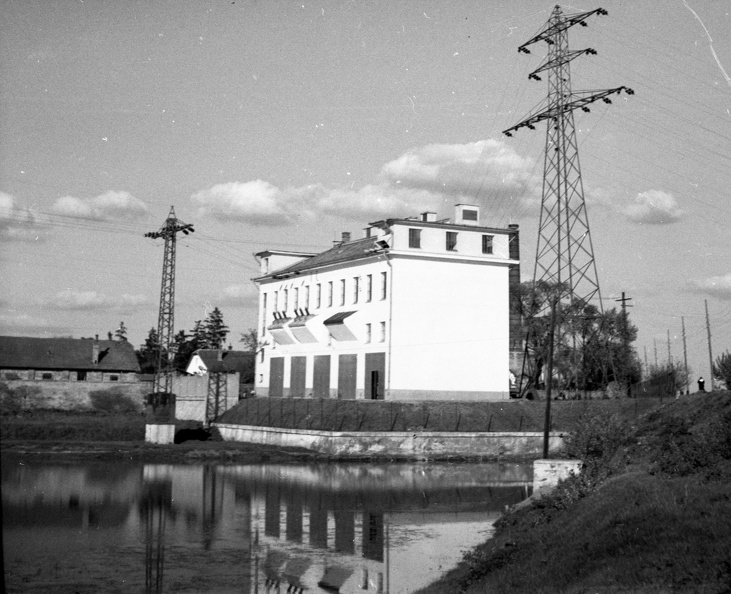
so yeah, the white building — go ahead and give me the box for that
[252,204,520,401]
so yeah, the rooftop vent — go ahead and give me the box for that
[421,211,437,222]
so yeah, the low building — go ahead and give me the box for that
[252,205,520,401]
[0,335,140,382]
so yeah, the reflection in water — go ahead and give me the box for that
[2,460,530,593]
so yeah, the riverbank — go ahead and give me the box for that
[417,391,731,593]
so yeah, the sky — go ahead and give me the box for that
[1,0,729,385]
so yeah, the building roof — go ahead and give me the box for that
[257,235,383,279]
[191,349,253,374]
[0,336,141,372]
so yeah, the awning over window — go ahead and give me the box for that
[289,314,318,343]
[318,566,353,591]
[268,318,295,345]
[323,311,357,342]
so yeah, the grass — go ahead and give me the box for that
[417,391,731,593]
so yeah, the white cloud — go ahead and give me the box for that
[0,192,44,241]
[52,190,149,221]
[43,290,151,311]
[190,140,539,225]
[689,273,731,301]
[624,190,683,224]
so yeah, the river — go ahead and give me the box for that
[2,459,531,593]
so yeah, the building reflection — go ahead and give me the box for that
[2,461,530,593]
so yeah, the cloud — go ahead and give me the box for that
[624,190,684,224]
[191,139,538,225]
[52,190,149,221]
[218,283,260,305]
[0,192,44,241]
[689,273,731,301]
[42,290,151,311]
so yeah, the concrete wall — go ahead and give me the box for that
[214,423,566,459]
[0,379,148,411]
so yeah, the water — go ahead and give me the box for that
[3,460,531,593]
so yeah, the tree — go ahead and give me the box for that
[136,328,162,374]
[513,281,642,393]
[114,321,128,341]
[713,351,731,390]
[203,307,229,349]
[239,328,259,353]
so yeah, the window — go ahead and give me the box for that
[381,272,387,300]
[261,293,267,335]
[327,282,333,307]
[109,375,119,382]
[316,284,322,308]
[482,234,494,254]
[340,279,346,306]
[353,277,360,304]
[366,274,373,302]
[463,208,478,221]
[446,231,458,251]
[408,228,421,248]
[42,372,53,380]
[273,290,278,312]
[379,322,386,342]
[304,286,310,310]
[293,287,299,311]
[365,323,372,343]
[283,289,289,313]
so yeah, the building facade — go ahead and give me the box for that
[253,205,520,401]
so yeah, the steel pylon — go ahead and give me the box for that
[503,5,633,392]
[145,206,194,395]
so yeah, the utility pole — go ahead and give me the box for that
[644,346,648,378]
[505,6,633,395]
[681,316,689,395]
[615,291,632,388]
[705,299,714,388]
[145,207,195,396]
[654,338,658,368]
[667,329,673,366]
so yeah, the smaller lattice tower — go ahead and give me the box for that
[503,5,633,392]
[145,207,194,395]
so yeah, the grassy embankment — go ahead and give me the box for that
[418,391,731,594]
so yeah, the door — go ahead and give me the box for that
[269,357,284,398]
[364,352,386,400]
[337,354,357,400]
[290,356,307,398]
[313,355,331,399]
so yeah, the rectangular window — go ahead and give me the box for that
[273,290,278,312]
[379,322,386,343]
[42,372,53,380]
[261,293,267,334]
[463,208,478,221]
[328,282,333,307]
[366,274,373,302]
[340,279,346,306]
[408,228,421,248]
[293,287,299,311]
[381,272,387,300]
[304,286,310,310]
[446,231,458,251]
[365,323,372,343]
[353,277,360,303]
[77,370,87,381]
[283,289,289,313]
[482,234,494,254]
[109,375,119,382]
[316,284,322,308]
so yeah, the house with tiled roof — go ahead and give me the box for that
[0,335,140,383]
[252,205,520,401]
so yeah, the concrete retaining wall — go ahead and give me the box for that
[214,423,566,459]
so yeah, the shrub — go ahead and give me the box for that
[89,388,142,413]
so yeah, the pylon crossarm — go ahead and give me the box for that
[518,8,608,55]
[529,49,597,80]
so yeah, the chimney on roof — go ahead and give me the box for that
[92,336,100,365]
[455,204,480,226]
[341,231,351,243]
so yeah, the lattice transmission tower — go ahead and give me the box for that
[503,5,633,392]
[145,207,195,395]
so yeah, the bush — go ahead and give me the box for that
[0,382,44,414]
[89,388,142,413]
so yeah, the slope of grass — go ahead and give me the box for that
[418,391,731,593]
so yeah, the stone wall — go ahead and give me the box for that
[0,369,138,382]
[0,379,149,412]
[214,423,566,459]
